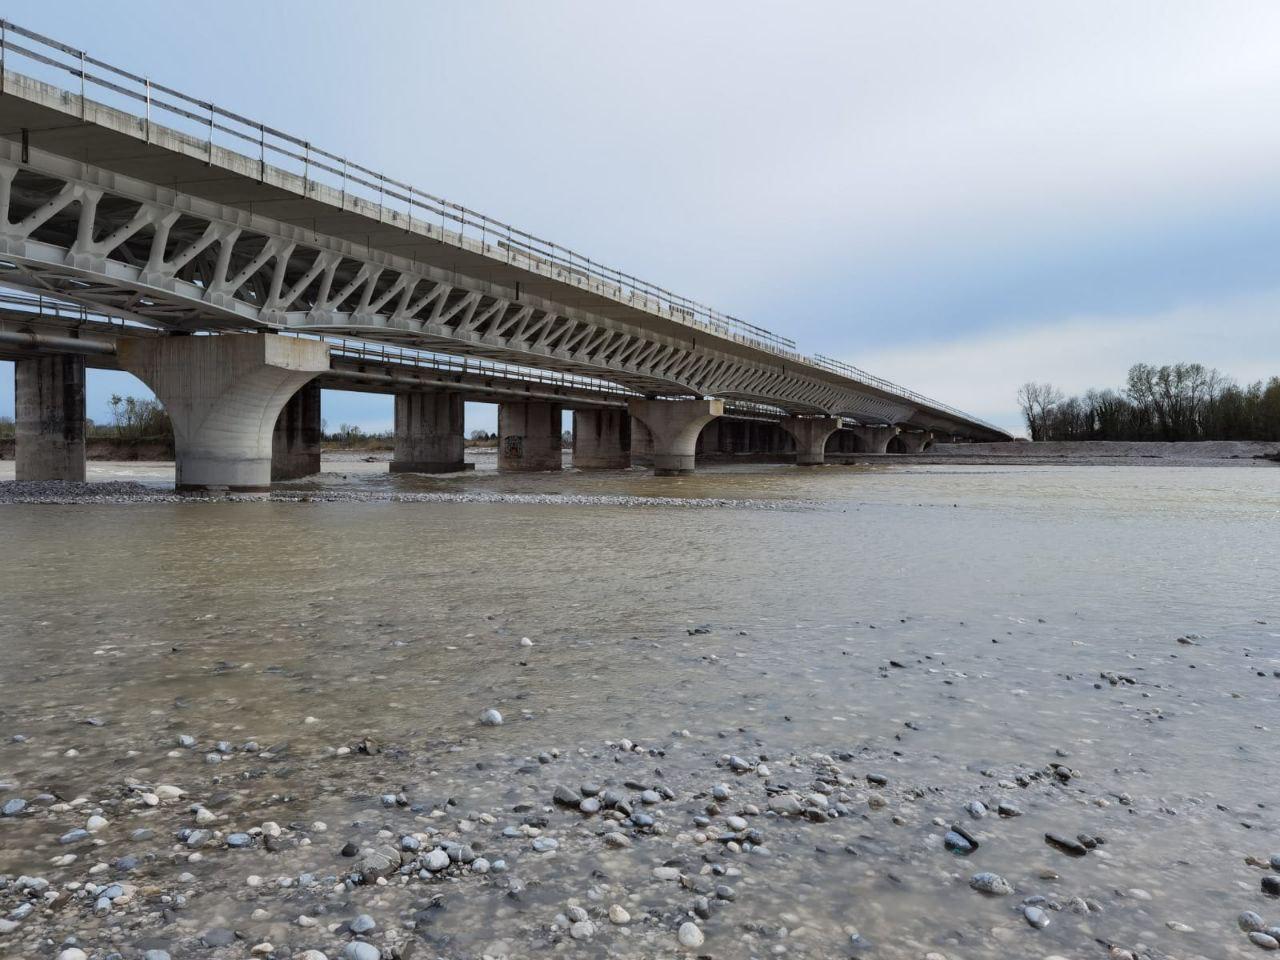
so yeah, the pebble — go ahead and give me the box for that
[1264,876,1280,897]
[969,872,1013,895]
[341,943,380,960]
[1241,911,1268,932]
[1,798,26,817]
[570,919,595,940]
[480,708,504,726]
[57,951,88,960]
[1250,932,1280,950]
[350,913,376,933]
[678,921,706,948]
[424,849,450,871]
[1024,905,1050,928]
[609,904,630,924]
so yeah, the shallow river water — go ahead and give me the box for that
[1,461,1278,960]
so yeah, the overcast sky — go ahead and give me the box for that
[3,0,1279,435]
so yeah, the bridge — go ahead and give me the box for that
[0,20,1008,492]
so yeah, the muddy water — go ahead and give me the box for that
[0,463,1278,959]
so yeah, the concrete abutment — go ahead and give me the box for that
[14,353,86,482]
[118,333,330,495]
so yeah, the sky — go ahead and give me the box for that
[2,0,1279,436]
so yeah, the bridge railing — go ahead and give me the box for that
[811,354,1004,433]
[0,20,797,361]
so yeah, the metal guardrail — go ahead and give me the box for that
[811,354,1004,433]
[0,18,1004,434]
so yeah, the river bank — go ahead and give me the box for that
[1,465,1278,959]
[923,440,1280,466]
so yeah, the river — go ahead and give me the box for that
[0,461,1277,959]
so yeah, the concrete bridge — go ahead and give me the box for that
[0,21,1007,492]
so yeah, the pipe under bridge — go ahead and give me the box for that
[0,19,1006,491]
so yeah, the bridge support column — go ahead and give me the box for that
[630,416,654,467]
[896,430,933,454]
[391,390,469,473]
[628,398,723,476]
[118,333,330,495]
[572,408,630,469]
[850,425,900,454]
[15,354,86,482]
[271,381,323,480]
[780,416,843,466]
[498,401,563,472]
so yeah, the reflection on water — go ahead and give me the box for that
[0,463,1278,958]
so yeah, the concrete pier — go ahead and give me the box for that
[849,424,900,454]
[630,416,655,468]
[498,401,563,472]
[628,398,724,475]
[780,416,843,465]
[118,334,330,494]
[572,408,630,469]
[271,382,323,481]
[697,418,793,461]
[14,354,86,482]
[391,390,469,473]
[895,430,933,454]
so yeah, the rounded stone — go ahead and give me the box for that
[341,944,380,960]
[480,708,503,726]
[678,921,706,948]
[609,904,631,924]
[58,951,88,960]
[969,872,1013,895]
[350,913,376,934]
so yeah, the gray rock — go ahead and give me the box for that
[1,798,26,817]
[965,800,987,819]
[143,951,172,960]
[1250,932,1280,950]
[969,872,1013,895]
[350,913,375,934]
[641,789,661,804]
[678,921,705,947]
[1241,912,1267,933]
[768,794,803,816]
[226,833,253,848]
[201,928,236,947]
[480,708,503,726]
[59,828,90,844]
[423,848,450,871]
[579,797,601,815]
[357,844,402,880]
[553,785,580,806]
[531,837,558,852]
[341,943,380,960]
[1023,905,1050,928]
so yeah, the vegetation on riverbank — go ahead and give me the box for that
[1018,363,1280,442]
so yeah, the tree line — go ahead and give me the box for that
[1018,363,1280,442]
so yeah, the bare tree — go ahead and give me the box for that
[1016,382,1063,441]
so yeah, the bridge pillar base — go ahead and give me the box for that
[896,430,933,454]
[629,398,723,475]
[499,401,563,472]
[780,416,843,466]
[118,334,329,496]
[572,409,630,469]
[850,425,900,454]
[15,354,86,482]
[271,381,323,480]
[391,390,470,473]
